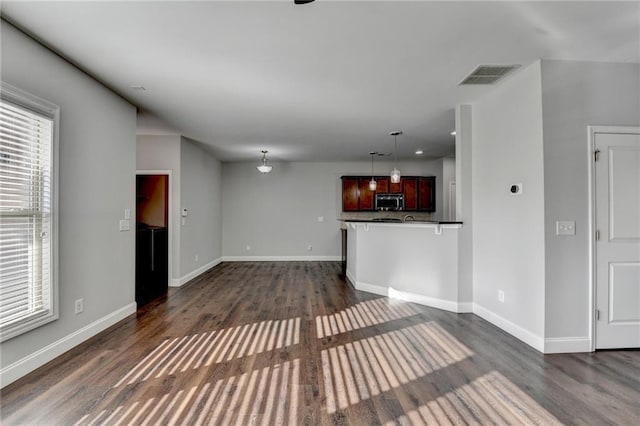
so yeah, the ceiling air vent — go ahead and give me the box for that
[459,65,520,85]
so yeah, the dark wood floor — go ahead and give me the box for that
[1,262,639,425]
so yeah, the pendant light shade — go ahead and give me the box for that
[368,152,377,191]
[257,150,273,173]
[390,131,402,183]
[390,167,401,184]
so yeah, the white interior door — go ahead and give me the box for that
[595,130,640,349]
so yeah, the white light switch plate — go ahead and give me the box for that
[556,220,575,236]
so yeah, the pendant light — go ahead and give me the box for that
[390,130,402,183]
[256,150,273,173]
[368,152,377,191]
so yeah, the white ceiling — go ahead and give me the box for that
[2,1,638,162]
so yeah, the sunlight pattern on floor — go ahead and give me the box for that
[76,360,300,426]
[321,321,474,414]
[387,370,561,426]
[114,317,300,386]
[315,297,422,338]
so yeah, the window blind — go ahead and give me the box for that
[0,97,54,340]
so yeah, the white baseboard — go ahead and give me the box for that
[473,303,545,353]
[222,255,341,262]
[345,270,356,289]
[0,302,137,389]
[544,337,592,353]
[457,302,474,313]
[354,280,388,297]
[388,287,471,314]
[351,280,470,313]
[170,257,222,287]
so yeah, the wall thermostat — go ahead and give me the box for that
[510,183,523,195]
[181,208,188,217]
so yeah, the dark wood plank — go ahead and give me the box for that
[1,262,639,425]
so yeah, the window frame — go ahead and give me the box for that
[0,82,59,342]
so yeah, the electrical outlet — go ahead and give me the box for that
[246,245,251,251]
[195,254,199,262]
[307,245,313,251]
[498,290,505,303]
[75,298,83,314]
[317,216,324,223]
[556,221,576,236]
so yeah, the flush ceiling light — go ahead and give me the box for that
[450,130,456,136]
[368,152,377,191]
[415,149,424,155]
[390,131,402,184]
[256,150,273,173]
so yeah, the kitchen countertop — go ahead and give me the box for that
[339,218,463,225]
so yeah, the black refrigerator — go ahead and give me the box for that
[136,225,168,306]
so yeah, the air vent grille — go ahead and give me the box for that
[459,65,520,85]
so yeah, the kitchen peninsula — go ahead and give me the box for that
[343,219,469,313]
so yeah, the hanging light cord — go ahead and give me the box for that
[394,134,398,168]
[371,153,375,177]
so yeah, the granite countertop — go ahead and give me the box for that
[340,218,463,225]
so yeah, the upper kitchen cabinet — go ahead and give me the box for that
[403,177,418,211]
[390,179,403,193]
[375,177,390,193]
[358,179,375,210]
[342,176,375,211]
[342,177,360,211]
[341,175,435,212]
[418,177,436,212]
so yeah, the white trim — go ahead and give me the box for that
[473,303,545,353]
[587,126,640,351]
[354,280,388,297]
[222,255,342,262]
[544,337,592,354]
[136,170,173,288]
[388,288,464,313]
[0,302,136,388]
[345,270,357,289]
[457,302,474,313]
[350,280,471,313]
[170,257,222,287]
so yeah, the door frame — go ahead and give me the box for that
[136,169,173,288]
[588,125,640,351]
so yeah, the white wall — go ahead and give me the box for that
[136,135,222,285]
[347,223,463,312]
[136,135,181,282]
[455,105,473,304]
[441,157,455,221]
[0,22,136,381]
[541,60,640,342]
[222,160,443,259]
[472,61,546,348]
[180,137,223,277]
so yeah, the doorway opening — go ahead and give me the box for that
[136,173,169,307]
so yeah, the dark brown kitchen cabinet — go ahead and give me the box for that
[418,177,436,212]
[341,175,436,212]
[342,178,360,211]
[358,179,375,210]
[403,177,418,211]
[375,177,390,193]
[389,179,403,193]
[342,177,376,211]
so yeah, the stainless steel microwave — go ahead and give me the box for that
[375,193,404,211]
